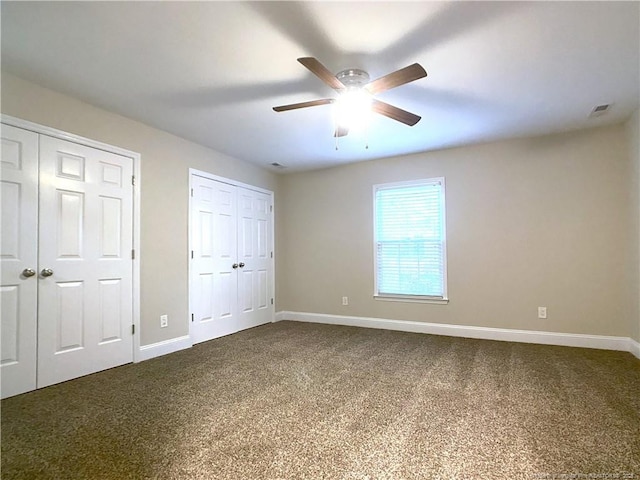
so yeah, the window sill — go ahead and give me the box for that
[373,295,449,305]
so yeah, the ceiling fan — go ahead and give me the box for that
[273,57,427,138]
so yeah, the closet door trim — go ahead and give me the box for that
[1,114,143,363]
[190,169,274,196]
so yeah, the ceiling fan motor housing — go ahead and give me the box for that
[336,69,370,88]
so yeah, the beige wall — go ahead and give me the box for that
[277,124,634,337]
[3,72,636,344]
[627,109,640,342]
[1,73,280,346]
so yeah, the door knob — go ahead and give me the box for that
[41,268,54,277]
[22,268,36,278]
[239,262,245,268]
[232,263,239,269]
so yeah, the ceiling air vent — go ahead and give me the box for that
[589,104,611,118]
[270,162,287,169]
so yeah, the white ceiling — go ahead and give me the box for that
[2,1,639,173]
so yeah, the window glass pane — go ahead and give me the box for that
[375,180,446,298]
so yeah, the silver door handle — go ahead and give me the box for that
[239,262,245,268]
[232,263,239,269]
[41,268,54,277]
[22,268,36,277]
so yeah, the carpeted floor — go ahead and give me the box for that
[1,321,639,479]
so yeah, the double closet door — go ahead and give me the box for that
[190,173,273,344]
[1,123,134,399]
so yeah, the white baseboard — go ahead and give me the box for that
[275,311,637,354]
[137,335,192,362]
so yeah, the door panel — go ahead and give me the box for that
[100,196,123,257]
[198,273,214,321]
[56,281,85,352]
[191,178,216,343]
[258,270,268,309]
[240,269,253,313]
[1,286,19,360]
[1,125,38,398]
[212,182,238,334]
[57,190,84,257]
[99,278,123,342]
[191,176,239,343]
[237,187,272,330]
[37,135,133,388]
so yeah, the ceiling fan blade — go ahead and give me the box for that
[298,57,346,91]
[371,99,421,126]
[334,126,349,137]
[273,98,335,112]
[365,63,427,95]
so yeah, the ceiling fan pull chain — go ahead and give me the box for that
[335,133,339,151]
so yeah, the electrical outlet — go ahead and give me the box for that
[160,314,168,328]
[538,307,547,319]
[342,296,349,306]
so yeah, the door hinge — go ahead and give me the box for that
[270,251,273,258]
[191,313,194,322]
[132,324,135,335]
[191,250,194,259]
[270,205,273,213]
[131,249,135,260]
[132,175,136,186]
[271,298,274,305]
[191,188,194,197]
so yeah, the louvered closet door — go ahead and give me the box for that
[37,135,134,388]
[1,125,39,398]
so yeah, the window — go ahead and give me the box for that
[373,178,447,302]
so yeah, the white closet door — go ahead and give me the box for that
[190,174,273,344]
[237,187,272,330]
[37,136,134,388]
[1,125,39,398]
[212,181,240,336]
[191,177,239,343]
[191,175,215,344]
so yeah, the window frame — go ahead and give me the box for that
[372,177,449,304]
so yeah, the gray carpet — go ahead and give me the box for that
[2,321,639,479]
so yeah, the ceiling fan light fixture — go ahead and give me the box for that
[334,88,372,131]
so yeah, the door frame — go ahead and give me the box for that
[188,168,275,342]
[1,114,142,362]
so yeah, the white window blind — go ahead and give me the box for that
[374,178,447,299]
